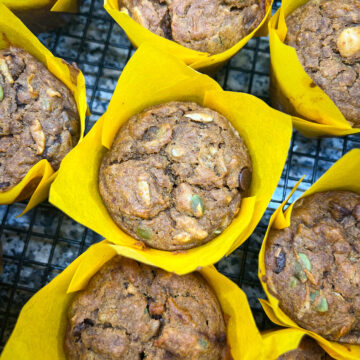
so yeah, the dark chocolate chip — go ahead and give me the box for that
[238,167,252,191]
[329,202,352,222]
[275,250,286,274]
[353,204,360,221]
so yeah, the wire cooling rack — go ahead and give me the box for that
[1,0,360,351]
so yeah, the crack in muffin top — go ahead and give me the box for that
[65,257,229,360]
[99,101,252,251]
[285,0,360,127]
[265,191,360,344]
[118,0,265,54]
[0,46,80,192]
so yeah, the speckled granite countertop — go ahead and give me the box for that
[1,0,360,350]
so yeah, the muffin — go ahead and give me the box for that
[99,101,252,251]
[64,257,229,359]
[285,0,360,128]
[0,47,80,193]
[265,191,360,343]
[278,336,332,359]
[118,0,266,54]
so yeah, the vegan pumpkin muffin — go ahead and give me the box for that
[99,101,252,251]
[278,336,332,359]
[64,257,229,359]
[0,47,80,193]
[118,0,266,54]
[265,191,360,344]
[285,0,360,128]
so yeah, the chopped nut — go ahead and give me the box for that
[209,146,217,155]
[30,120,46,155]
[136,226,152,240]
[0,84,3,102]
[184,112,213,122]
[337,27,360,57]
[191,194,204,217]
[142,123,172,153]
[120,7,130,15]
[173,232,192,243]
[0,58,13,84]
[176,215,208,240]
[137,179,151,206]
[27,74,39,98]
[46,88,62,98]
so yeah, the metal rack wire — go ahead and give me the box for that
[1,0,360,350]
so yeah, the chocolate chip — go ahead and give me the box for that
[238,167,251,191]
[353,204,360,221]
[329,202,352,222]
[275,250,286,274]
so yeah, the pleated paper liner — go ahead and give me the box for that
[1,241,266,360]
[269,0,360,138]
[0,3,87,214]
[49,43,292,274]
[104,0,273,74]
[259,149,360,360]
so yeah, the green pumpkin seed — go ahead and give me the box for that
[299,253,311,271]
[294,261,307,282]
[316,297,328,312]
[137,227,152,240]
[144,308,149,315]
[214,229,222,235]
[0,84,3,102]
[290,277,298,288]
[310,290,320,304]
[198,338,209,349]
[191,195,204,217]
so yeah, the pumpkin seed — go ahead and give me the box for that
[310,290,320,304]
[294,261,307,282]
[137,227,152,240]
[198,338,209,349]
[290,277,298,288]
[191,195,204,217]
[316,297,328,312]
[299,253,311,271]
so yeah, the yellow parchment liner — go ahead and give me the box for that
[269,0,360,138]
[1,241,265,360]
[1,0,78,12]
[104,0,273,73]
[258,148,360,360]
[49,43,292,274]
[0,3,87,213]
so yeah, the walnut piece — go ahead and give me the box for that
[30,120,46,155]
[337,27,360,58]
[184,112,213,122]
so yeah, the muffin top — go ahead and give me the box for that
[99,101,252,251]
[265,191,360,344]
[285,0,360,128]
[65,257,229,360]
[278,336,332,359]
[0,47,80,191]
[119,0,265,54]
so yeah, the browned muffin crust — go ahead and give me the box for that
[99,101,252,251]
[0,47,80,192]
[265,191,360,344]
[65,257,229,360]
[278,336,332,359]
[285,0,360,128]
[119,0,265,54]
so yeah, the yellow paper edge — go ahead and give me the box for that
[0,3,87,213]
[50,43,292,274]
[269,2,360,137]
[1,241,264,360]
[104,0,274,72]
[2,0,77,12]
[258,149,360,360]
